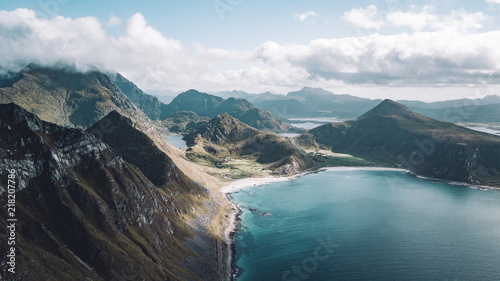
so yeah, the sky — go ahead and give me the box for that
[2,0,500,101]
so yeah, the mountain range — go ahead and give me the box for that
[215,87,500,123]
[162,90,300,133]
[404,101,500,123]
[220,87,382,119]
[0,64,146,129]
[0,65,299,135]
[111,76,299,133]
[0,103,224,280]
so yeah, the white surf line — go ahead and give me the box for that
[320,166,410,172]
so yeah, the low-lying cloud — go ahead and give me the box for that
[1,6,500,98]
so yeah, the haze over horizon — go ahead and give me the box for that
[2,0,500,101]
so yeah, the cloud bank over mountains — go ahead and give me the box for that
[1,5,500,99]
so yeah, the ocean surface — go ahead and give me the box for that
[278,133,301,138]
[229,169,500,281]
[288,118,341,130]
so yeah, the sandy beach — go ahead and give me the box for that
[220,173,306,280]
[220,174,300,280]
[221,167,411,194]
[221,176,293,194]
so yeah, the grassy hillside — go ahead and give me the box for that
[297,99,500,186]
[184,113,315,176]
[162,90,300,133]
[0,65,146,128]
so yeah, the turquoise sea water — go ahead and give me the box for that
[230,169,500,281]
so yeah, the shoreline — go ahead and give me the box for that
[219,166,408,280]
[220,172,307,280]
[412,174,500,191]
[221,166,413,194]
[220,174,297,280]
[321,166,500,191]
[220,165,500,280]
[219,166,418,281]
[222,193,239,281]
[318,166,410,173]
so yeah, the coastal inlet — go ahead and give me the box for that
[228,169,500,281]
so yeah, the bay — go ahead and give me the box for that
[165,135,188,149]
[230,169,500,281]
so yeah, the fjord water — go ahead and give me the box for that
[165,135,188,149]
[230,169,500,281]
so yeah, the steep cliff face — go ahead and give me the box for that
[0,103,218,280]
[111,73,164,120]
[296,100,500,186]
[87,111,209,213]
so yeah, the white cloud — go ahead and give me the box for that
[107,15,122,26]
[254,31,500,86]
[486,0,500,4]
[0,9,210,90]
[385,6,436,31]
[0,7,499,100]
[342,5,382,30]
[343,5,489,33]
[295,11,318,22]
[388,8,488,32]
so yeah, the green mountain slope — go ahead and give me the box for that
[161,111,210,134]
[297,99,500,186]
[162,90,224,119]
[88,111,206,197]
[184,113,314,175]
[162,90,299,133]
[0,65,146,128]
